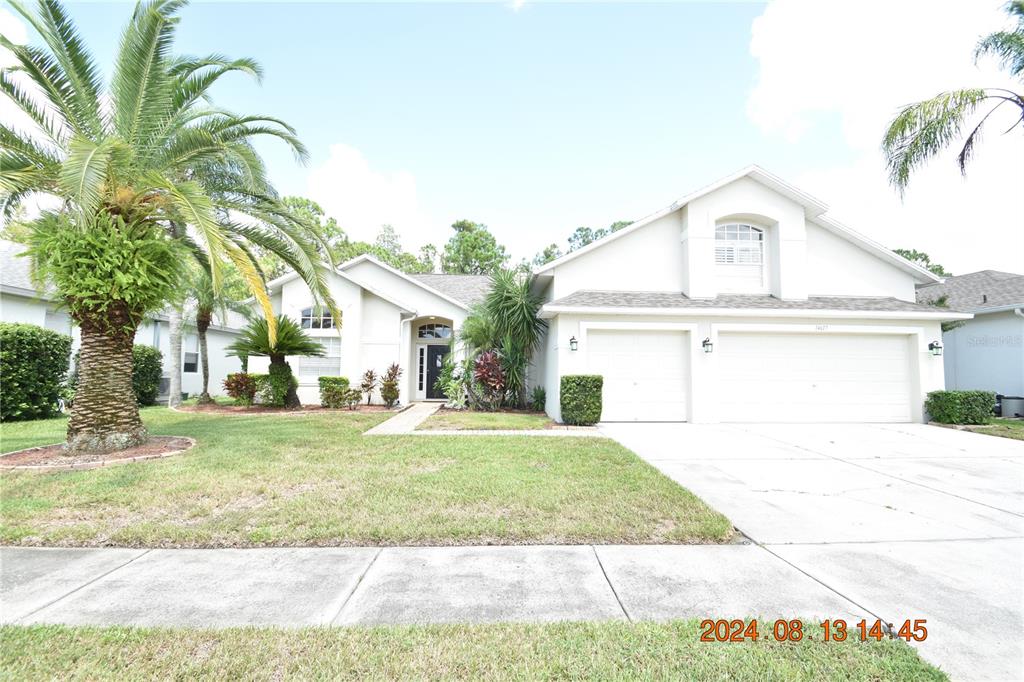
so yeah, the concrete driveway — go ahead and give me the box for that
[601,422,1024,682]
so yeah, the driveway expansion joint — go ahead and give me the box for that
[329,547,383,625]
[591,546,632,622]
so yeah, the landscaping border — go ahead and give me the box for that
[0,436,196,472]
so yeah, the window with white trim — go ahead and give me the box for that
[417,323,451,339]
[183,334,199,373]
[297,337,341,377]
[299,306,335,329]
[714,223,764,265]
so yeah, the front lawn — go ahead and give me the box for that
[417,408,553,431]
[0,622,945,681]
[970,417,1024,441]
[0,408,731,546]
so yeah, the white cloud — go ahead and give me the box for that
[748,0,1024,274]
[305,143,442,249]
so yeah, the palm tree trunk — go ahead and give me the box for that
[167,307,183,407]
[196,311,213,404]
[66,317,147,454]
[269,355,301,408]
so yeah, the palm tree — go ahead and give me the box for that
[882,1,1024,193]
[226,315,324,408]
[1,0,338,452]
[191,267,251,404]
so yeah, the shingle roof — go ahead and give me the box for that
[916,270,1024,312]
[410,273,492,307]
[0,239,47,296]
[546,290,947,313]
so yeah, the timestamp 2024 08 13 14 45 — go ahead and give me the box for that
[699,619,928,643]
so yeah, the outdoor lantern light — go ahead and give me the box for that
[702,337,714,354]
[569,336,578,351]
[928,340,943,357]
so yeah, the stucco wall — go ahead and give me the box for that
[943,310,1024,396]
[805,222,917,301]
[544,312,945,423]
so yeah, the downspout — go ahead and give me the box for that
[1014,308,1024,321]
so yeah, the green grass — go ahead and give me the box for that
[0,408,731,547]
[970,417,1024,441]
[0,622,946,681]
[417,409,553,431]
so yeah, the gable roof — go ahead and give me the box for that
[533,165,941,284]
[542,290,971,321]
[916,270,1024,313]
[338,254,482,310]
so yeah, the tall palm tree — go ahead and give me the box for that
[882,0,1024,193]
[0,0,338,452]
[191,266,250,405]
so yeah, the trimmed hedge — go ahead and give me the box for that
[132,345,164,406]
[560,375,603,425]
[925,390,995,425]
[319,376,351,408]
[0,322,73,421]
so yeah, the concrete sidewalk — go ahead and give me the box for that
[2,544,870,628]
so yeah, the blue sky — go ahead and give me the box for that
[11,1,1024,271]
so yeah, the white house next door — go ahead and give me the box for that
[586,329,690,422]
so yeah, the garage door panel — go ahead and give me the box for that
[587,329,689,422]
[718,333,913,423]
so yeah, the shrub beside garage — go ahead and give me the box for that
[0,322,73,421]
[560,375,603,425]
[924,390,995,425]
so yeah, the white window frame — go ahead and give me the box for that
[297,337,342,379]
[714,223,764,265]
[299,306,335,329]
[417,322,452,339]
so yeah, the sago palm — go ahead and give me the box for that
[0,0,338,451]
[226,315,324,408]
[882,0,1024,193]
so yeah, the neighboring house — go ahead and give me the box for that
[252,255,491,405]
[917,270,1024,397]
[0,239,245,399]
[532,166,969,424]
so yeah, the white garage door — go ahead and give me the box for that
[717,332,913,422]
[587,329,689,422]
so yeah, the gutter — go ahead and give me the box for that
[539,305,974,321]
[1015,308,1024,322]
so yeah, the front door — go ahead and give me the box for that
[426,345,449,399]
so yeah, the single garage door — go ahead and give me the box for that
[717,332,913,422]
[586,329,689,422]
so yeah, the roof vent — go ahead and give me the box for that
[982,294,988,303]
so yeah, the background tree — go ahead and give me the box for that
[882,0,1024,193]
[532,243,562,267]
[441,220,509,274]
[893,248,952,277]
[1,0,338,451]
[418,244,439,273]
[567,220,632,252]
[192,266,250,404]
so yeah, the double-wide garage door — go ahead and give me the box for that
[586,329,913,423]
[717,332,913,422]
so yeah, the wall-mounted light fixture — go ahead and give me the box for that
[702,337,714,354]
[569,336,578,351]
[928,340,943,357]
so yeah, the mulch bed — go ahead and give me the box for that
[1,436,195,471]
[176,404,395,415]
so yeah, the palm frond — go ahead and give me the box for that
[0,70,68,146]
[0,36,83,136]
[975,30,1024,77]
[58,135,114,215]
[881,89,988,192]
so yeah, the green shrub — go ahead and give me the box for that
[254,364,297,407]
[68,344,163,408]
[380,363,402,407]
[560,375,603,425]
[529,385,547,412]
[0,322,73,421]
[319,376,351,408]
[131,345,164,406]
[223,372,259,405]
[342,388,363,410]
[925,390,995,424]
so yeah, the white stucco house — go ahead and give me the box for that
[531,166,970,424]
[917,270,1024,398]
[251,166,970,423]
[0,239,245,399]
